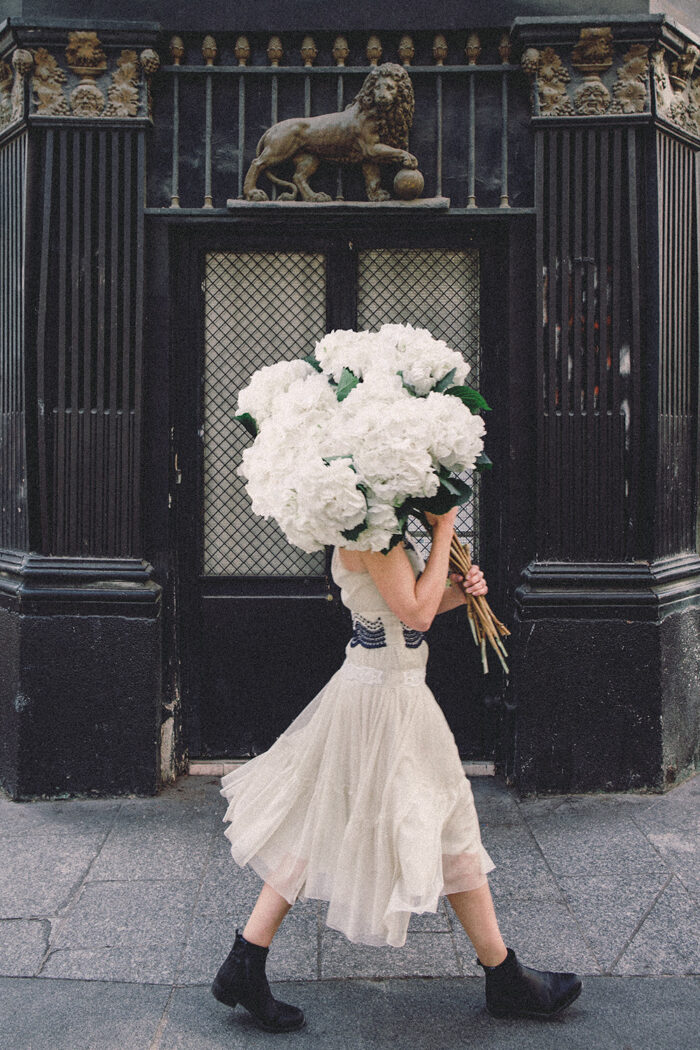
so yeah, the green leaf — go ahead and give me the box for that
[444,385,491,413]
[475,450,493,472]
[233,412,258,438]
[385,531,406,552]
[396,371,419,397]
[434,367,457,393]
[341,520,367,542]
[304,353,323,373]
[410,475,472,517]
[335,367,360,402]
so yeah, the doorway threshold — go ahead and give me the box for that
[188,759,495,777]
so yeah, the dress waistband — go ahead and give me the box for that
[340,663,425,687]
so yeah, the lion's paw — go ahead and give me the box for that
[369,189,391,202]
[401,153,419,170]
[245,189,269,201]
[307,192,333,203]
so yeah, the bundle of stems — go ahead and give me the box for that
[449,532,511,675]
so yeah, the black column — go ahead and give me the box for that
[510,15,700,792]
[0,21,164,797]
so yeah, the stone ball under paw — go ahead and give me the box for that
[393,168,424,200]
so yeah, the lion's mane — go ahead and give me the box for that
[349,63,415,150]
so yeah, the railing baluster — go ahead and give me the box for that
[204,72,213,207]
[467,75,476,208]
[336,73,344,200]
[169,36,183,208]
[269,75,278,200]
[171,75,180,207]
[500,72,509,208]
[436,74,443,198]
[237,75,245,199]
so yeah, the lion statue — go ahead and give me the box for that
[242,63,417,203]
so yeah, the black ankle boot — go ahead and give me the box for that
[211,930,305,1033]
[478,948,582,1019]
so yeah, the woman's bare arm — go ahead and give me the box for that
[356,510,458,631]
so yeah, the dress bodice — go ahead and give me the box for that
[331,541,428,664]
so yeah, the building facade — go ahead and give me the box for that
[0,0,699,798]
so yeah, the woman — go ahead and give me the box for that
[212,507,582,1032]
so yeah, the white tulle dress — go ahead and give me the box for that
[220,542,495,948]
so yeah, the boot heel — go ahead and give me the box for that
[211,978,237,1009]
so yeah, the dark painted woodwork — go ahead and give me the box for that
[30,125,147,557]
[0,129,28,552]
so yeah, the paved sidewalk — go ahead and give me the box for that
[0,773,698,1049]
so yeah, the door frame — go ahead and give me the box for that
[169,211,535,760]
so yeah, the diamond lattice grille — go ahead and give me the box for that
[357,249,482,562]
[203,252,327,576]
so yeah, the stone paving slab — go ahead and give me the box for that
[0,919,50,978]
[3,975,695,1050]
[0,976,170,1050]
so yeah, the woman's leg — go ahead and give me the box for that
[242,882,292,947]
[447,881,508,966]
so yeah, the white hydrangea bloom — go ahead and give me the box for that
[418,392,486,472]
[236,359,316,426]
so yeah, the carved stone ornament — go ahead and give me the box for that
[139,48,160,120]
[653,45,700,138]
[31,47,70,115]
[0,60,12,129]
[9,49,33,122]
[465,32,481,66]
[65,30,106,117]
[104,50,140,118]
[610,44,649,114]
[521,46,574,116]
[300,36,317,67]
[242,62,418,203]
[169,36,185,65]
[202,35,217,66]
[498,33,511,66]
[522,33,652,118]
[571,27,613,114]
[267,36,283,66]
[331,36,348,66]
[332,36,349,66]
[432,34,448,66]
[366,35,382,66]
[234,36,250,66]
[398,35,414,67]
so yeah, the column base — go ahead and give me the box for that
[0,553,162,799]
[510,557,700,794]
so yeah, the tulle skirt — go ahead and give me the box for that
[220,653,494,948]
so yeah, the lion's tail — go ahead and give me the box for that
[264,170,298,199]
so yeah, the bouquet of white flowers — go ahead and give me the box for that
[235,323,490,551]
[234,323,510,671]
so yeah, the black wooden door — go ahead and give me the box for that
[176,226,503,759]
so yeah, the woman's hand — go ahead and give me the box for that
[450,564,488,597]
